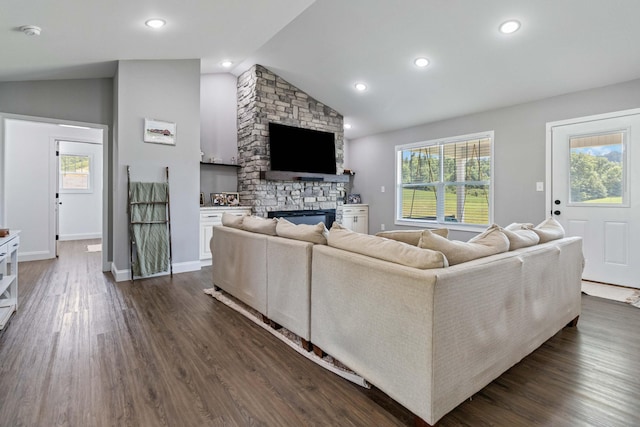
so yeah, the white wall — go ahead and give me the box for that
[59,140,103,241]
[112,59,201,280]
[347,77,640,241]
[3,119,102,260]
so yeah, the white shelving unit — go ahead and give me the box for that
[0,231,20,330]
[341,204,369,234]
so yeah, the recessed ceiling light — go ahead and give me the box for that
[221,60,233,68]
[344,123,352,129]
[414,57,430,68]
[145,19,166,29]
[499,20,520,34]
[354,82,367,91]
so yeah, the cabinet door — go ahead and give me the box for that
[201,225,214,260]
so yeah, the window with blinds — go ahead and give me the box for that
[395,131,493,228]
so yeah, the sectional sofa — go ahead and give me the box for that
[210,214,584,426]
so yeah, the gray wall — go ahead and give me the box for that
[113,60,201,276]
[347,78,640,241]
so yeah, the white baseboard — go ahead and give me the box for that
[59,233,102,241]
[111,260,201,282]
[18,250,54,262]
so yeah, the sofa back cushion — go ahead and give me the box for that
[500,226,540,250]
[328,223,448,269]
[418,224,509,265]
[242,215,278,235]
[275,218,328,245]
[532,217,565,243]
[221,212,245,229]
[375,228,448,246]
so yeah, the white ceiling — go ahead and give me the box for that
[3,0,640,139]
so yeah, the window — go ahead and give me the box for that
[569,131,625,205]
[396,131,493,229]
[60,153,92,192]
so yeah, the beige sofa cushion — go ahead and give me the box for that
[242,215,278,236]
[375,228,448,246]
[500,226,540,250]
[221,212,244,229]
[328,223,448,269]
[418,224,509,265]
[275,218,328,245]
[532,217,565,243]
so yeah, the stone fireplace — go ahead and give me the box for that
[236,65,346,221]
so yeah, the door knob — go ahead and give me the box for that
[554,200,561,205]
[553,210,561,215]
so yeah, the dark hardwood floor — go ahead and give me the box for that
[0,240,638,426]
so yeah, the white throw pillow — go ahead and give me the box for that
[221,212,245,229]
[242,215,278,235]
[275,218,328,245]
[418,224,509,265]
[532,217,565,243]
[328,223,448,269]
[375,228,448,246]
[499,226,540,250]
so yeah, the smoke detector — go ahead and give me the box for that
[20,25,42,36]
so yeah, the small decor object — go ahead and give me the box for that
[211,193,226,206]
[199,192,205,206]
[0,228,9,237]
[224,192,240,206]
[347,193,361,204]
[144,118,176,145]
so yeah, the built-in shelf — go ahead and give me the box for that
[200,162,240,168]
[260,170,350,183]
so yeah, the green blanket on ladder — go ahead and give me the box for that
[130,182,169,277]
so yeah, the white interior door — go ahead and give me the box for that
[550,111,640,288]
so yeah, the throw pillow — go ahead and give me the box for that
[532,217,565,243]
[221,212,244,229]
[242,215,278,236]
[275,218,328,245]
[375,228,448,246]
[328,223,448,269]
[504,222,534,231]
[499,226,540,250]
[418,224,509,265]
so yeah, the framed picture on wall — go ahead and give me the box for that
[144,118,176,145]
[224,192,240,206]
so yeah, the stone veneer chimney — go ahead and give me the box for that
[237,64,346,218]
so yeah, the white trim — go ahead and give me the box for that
[111,260,202,282]
[59,233,102,241]
[545,107,640,219]
[17,250,52,262]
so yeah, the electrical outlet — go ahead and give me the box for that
[536,182,544,192]
[380,224,385,231]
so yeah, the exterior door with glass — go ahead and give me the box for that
[549,110,640,288]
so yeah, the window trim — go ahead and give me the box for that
[394,130,494,232]
[59,152,93,194]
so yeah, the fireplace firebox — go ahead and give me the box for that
[267,209,336,228]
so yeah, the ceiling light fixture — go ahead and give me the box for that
[221,60,233,68]
[354,82,367,91]
[499,20,520,34]
[344,124,352,129]
[414,57,430,68]
[145,19,166,29]
[20,25,42,36]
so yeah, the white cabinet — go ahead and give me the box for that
[0,231,20,330]
[341,204,369,234]
[200,207,251,263]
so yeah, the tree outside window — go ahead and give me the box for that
[60,154,91,192]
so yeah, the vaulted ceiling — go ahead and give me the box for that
[3,0,640,139]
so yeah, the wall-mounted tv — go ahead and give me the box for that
[268,122,337,174]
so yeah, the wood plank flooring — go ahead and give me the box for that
[1,240,639,426]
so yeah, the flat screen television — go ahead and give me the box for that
[268,122,337,174]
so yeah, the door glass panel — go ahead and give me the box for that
[569,131,625,205]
